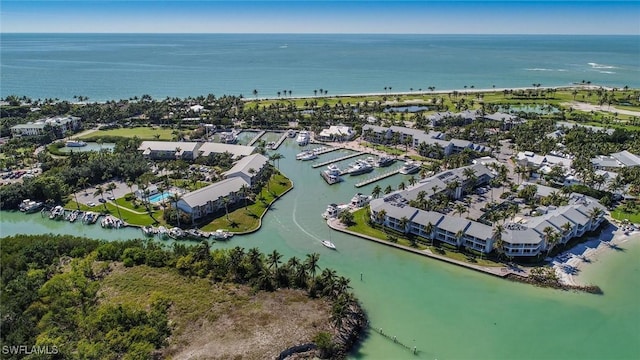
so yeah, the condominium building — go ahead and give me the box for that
[10,115,81,137]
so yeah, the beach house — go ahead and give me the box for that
[317,125,356,142]
[221,153,270,188]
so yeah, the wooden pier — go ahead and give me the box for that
[311,152,364,168]
[355,169,400,187]
[271,131,288,150]
[247,130,267,146]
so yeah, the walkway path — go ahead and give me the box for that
[563,101,640,117]
[327,218,529,279]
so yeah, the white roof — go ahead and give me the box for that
[179,177,249,209]
[198,142,255,159]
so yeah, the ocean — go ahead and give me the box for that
[1,33,639,101]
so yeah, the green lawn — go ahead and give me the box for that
[79,127,175,140]
[65,199,165,226]
[610,208,640,224]
[201,173,293,233]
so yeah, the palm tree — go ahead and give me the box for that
[588,207,604,229]
[375,209,387,225]
[493,224,505,260]
[384,185,393,194]
[305,253,320,279]
[169,193,182,226]
[106,182,122,220]
[425,222,435,245]
[267,250,283,272]
[77,177,89,196]
[408,176,417,187]
[398,216,409,234]
[93,186,108,213]
[372,185,382,199]
[454,203,466,217]
[398,181,406,191]
[270,153,284,169]
[543,226,559,256]
[240,184,250,209]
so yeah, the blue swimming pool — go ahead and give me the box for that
[148,192,175,203]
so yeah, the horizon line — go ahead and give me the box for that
[3,32,639,36]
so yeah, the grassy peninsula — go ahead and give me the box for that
[0,235,366,360]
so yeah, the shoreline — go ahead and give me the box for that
[552,224,640,287]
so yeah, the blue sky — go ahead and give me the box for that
[1,1,638,34]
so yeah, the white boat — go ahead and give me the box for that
[347,160,374,176]
[65,140,87,147]
[320,164,343,185]
[220,130,238,144]
[212,229,233,240]
[19,199,43,213]
[299,152,318,161]
[142,225,157,237]
[375,156,395,167]
[168,227,185,239]
[49,205,65,220]
[349,193,373,208]
[399,161,421,174]
[322,203,350,219]
[296,130,310,146]
[322,240,336,250]
[296,150,313,160]
[157,226,169,239]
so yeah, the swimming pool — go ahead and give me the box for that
[148,192,175,203]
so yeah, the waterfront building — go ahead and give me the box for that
[369,166,606,257]
[176,154,269,223]
[10,115,81,137]
[362,124,489,157]
[197,142,255,159]
[176,177,250,223]
[139,141,201,160]
[317,125,356,142]
[221,153,269,188]
[138,141,256,160]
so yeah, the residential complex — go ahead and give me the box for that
[369,164,606,258]
[138,141,256,160]
[362,124,489,157]
[10,115,81,137]
[176,153,269,223]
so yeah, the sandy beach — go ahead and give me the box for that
[552,221,640,287]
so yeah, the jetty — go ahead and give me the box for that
[369,323,419,355]
[312,152,364,168]
[271,131,288,150]
[247,130,267,146]
[354,169,400,187]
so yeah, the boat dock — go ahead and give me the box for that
[313,146,340,156]
[312,151,364,168]
[271,131,288,150]
[247,130,267,146]
[354,169,400,187]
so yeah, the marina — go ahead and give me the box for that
[311,151,364,168]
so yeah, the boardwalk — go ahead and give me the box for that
[354,169,400,188]
[247,130,267,146]
[271,131,288,150]
[311,152,364,168]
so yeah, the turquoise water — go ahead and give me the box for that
[59,142,116,153]
[148,192,174,203]
[2,138,639,359]
[2,34,639,101]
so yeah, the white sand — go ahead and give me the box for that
[553,225,640,286]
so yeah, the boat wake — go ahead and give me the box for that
[292,195,322,242]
